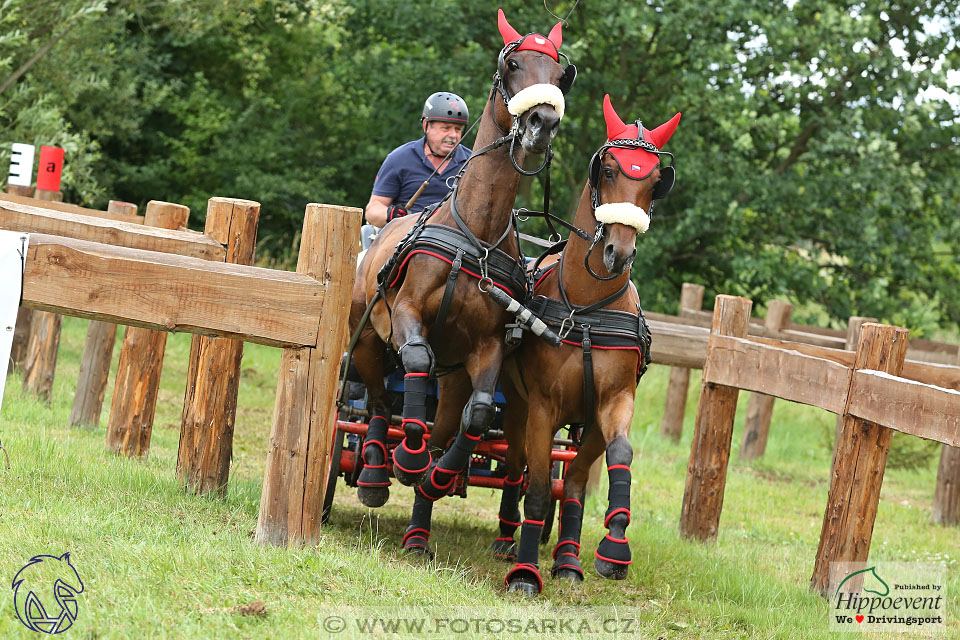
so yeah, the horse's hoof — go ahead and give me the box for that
[506,578,541,597]
[357,485,389,508]
[490,538,517,562]
[402,544,434,561]
[555,568,584,583]
[594,557,629,581]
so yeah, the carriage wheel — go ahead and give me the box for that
[321,426,345,525]
[539,461,562,544]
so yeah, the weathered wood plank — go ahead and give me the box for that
[21,233,323,348]
[702,335,850,415]
[648,319,709,368]
[847,370,960,446]
[257,203,361,546]
[679,295,752,542]
[932,445,960,526]
[178,198,260,495]
[106,201,190,458]
[811,323,909,597]
[660,283,705,441]
[0,191,144,223]
[0,198,224,260]
[740,300,793,460]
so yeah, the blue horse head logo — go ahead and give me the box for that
[12,553,84,634]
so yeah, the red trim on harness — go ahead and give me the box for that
[604,508,631,528]
[559,340,644,375]
[533,264,557,292]
[404,372,429,378]
[389,250,516,295]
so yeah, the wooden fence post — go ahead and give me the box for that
[21,188,64,400]
[177,197,260,495]
[105,201,189,457]
[8,183,35,372]
[678,294,752,542]
[68,200,139,429]
[739,299,793,460]
[660,282,706,441]
[256,203,360,546]
[829,316,877,472]
[931,347,960,526]
[810,323,909,596]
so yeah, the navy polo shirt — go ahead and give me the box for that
[371,137,472,211]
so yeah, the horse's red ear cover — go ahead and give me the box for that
[497,8,561,62]
[602,94,681,179]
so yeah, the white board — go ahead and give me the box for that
[0,231,29,414]
[8,143,35,187]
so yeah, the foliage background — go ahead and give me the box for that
[1,0,958,333]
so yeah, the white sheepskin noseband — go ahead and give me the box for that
[594,202,650,233]
[507,83,565,120]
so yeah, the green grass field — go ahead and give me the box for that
[0,316,955,639]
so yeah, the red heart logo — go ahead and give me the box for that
[856,615,864,623]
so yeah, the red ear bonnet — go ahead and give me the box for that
[497,8,561,62]
[602,94,681,179]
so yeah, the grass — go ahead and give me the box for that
[0,316,956,639]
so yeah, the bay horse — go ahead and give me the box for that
[492,96,681,595]
[349,9,576,509]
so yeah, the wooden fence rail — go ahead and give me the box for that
[15,200,360,547]
[677,296,960,596]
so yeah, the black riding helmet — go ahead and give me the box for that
[421,92,469,129]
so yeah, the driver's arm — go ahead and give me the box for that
[364,194,393,228]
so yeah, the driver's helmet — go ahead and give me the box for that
[421,92,469,128]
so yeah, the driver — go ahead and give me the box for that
[364,92,472,228]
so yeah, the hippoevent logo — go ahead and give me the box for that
[12,553,84,634]
[830,562,945,633]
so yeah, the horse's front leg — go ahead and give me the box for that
[422,337,504,495]
[402,371,471,557]
[390,298,435,486]
[594,392,636,580]
[504,399,557,596]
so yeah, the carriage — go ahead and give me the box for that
[322,324,577,544]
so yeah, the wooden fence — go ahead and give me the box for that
[4,191,361,546]
[676,295,960,596]
[644,282,960,526]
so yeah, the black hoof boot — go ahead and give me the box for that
[356,485,389,508]
[594,534,631,580]
[401,527,433,560]
[505,563,543,596]
[392,437,431,486]
[490,537,517,562]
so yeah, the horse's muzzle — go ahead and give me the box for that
[603,242,636,276]
[521,105,560,154]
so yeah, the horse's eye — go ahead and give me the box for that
[507,59,519,71]
[603,167,615,179]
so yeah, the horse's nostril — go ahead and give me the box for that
[528,112,542,130]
